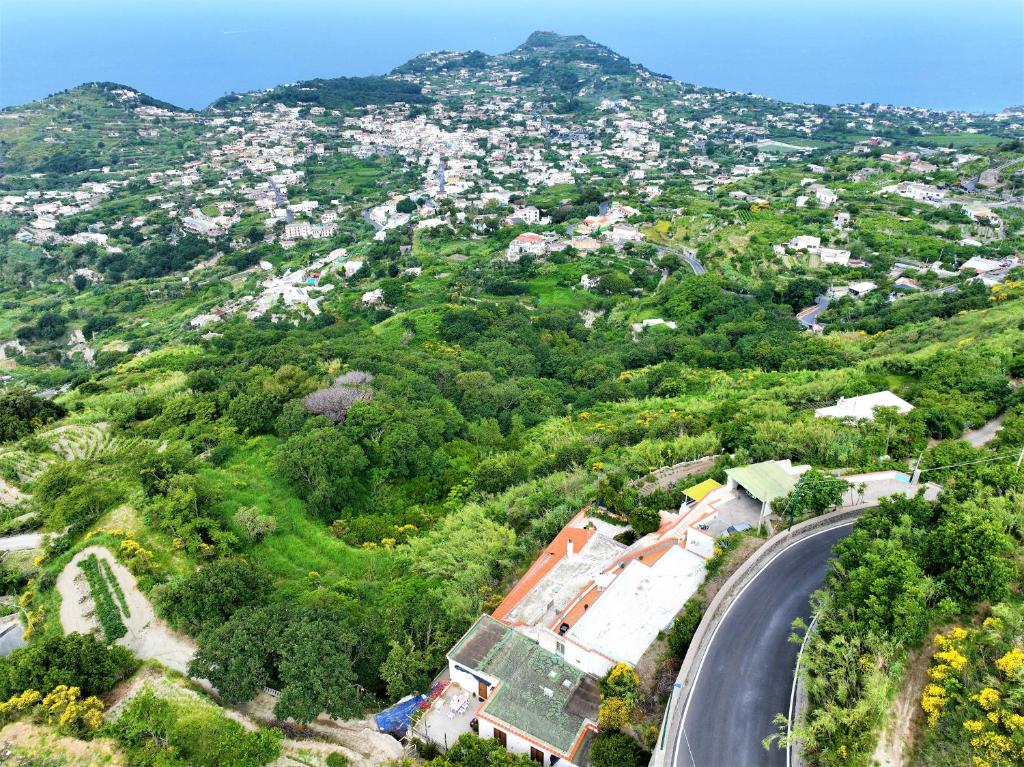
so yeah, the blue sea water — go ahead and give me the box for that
[1,0,1021,113]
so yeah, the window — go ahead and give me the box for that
[494,729,507,747]
[555,641,565,656]
[530,746,544,763]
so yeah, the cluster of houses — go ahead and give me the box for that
[505,202,643,262]
[407,393,929,764]
[773,234,865,268]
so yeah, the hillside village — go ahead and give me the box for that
[0,29,1022,767]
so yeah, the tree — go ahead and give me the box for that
[277,427,368,518]
[303,373,374,424]
[0,390,65,442]
[924,508,1013,607]
[160,559,270,635]
[234,506,277,541]
[396,198,417,214]
[188,607,277,705]
[275,607,362,722]
[0,633,136,700]
[629,506,661,536]
[590,731,647,767]
[772,470,848,520]
[228,388,280,435]
[380,637,433,700]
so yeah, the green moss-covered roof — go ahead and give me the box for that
[459,615,598,757]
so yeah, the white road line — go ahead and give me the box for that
[674,520,857,766]
[786,611,820,767]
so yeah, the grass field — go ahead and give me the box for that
[916,133,1006,148]
[199,437,383,599]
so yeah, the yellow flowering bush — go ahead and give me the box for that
[0,689,40,722]
[972,687,1000,711]
[921,683,947,727]
[40,685,104,732]
[995,648,1024,679]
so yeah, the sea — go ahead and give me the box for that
[1,0,1022,114]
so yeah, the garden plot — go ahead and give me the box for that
[56,546,195,673]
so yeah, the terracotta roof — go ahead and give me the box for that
[492,513,596,623]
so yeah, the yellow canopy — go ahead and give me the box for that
[683,478,722,503]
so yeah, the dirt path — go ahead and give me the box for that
[871,641,931,767]
[56,545,195,673]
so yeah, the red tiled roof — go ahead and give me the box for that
[492,513,595,624]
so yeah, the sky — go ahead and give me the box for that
[1,0,1022,112]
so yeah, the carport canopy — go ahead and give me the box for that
[726,461,799,504]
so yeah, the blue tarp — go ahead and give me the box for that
[374,694,425,738]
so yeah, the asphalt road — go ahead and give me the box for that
[657,244,707,275]
[674,523,854,767]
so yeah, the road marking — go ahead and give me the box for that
[674,520,857,767]
[786,611,820,767]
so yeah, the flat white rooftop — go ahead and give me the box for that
[566,545,706,667]
[814,390,913,421]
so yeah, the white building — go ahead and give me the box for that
[814,390,914,421]
[422,614,598,766]
[506,232,548,261]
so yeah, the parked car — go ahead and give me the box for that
[722,522,752,537]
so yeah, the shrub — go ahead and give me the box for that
[667,599,703,659]
[590,731,648,767]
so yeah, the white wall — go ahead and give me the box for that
[537,628,616,678]
[448,660,496,700]
[479,717,582,767]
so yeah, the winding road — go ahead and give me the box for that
[671,524,853,767]
[657,244,706,275]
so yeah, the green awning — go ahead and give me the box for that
[726,461,799,503]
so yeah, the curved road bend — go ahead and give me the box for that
[673,523,854,767]
[657,244,706,276]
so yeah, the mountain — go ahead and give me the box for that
[0,82,197,178]
[211,76,433,113]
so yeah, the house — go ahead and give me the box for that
[630,318,677,334]
[422,615,598,766]
[819,247,852,266]
[787,235,821,252]
[506,232,548,262]
[883,182,946,204]
[960,255,1004,275]
[725,459,809,518]
[489,511,706,677]
[506,206,542,225]
[847,281,878,298]
[962,207,1002,227]
[569,236,602,252]
[814,390,914,421]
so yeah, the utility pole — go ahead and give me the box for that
[788,475,803,532]
[1016,443,1024,471]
